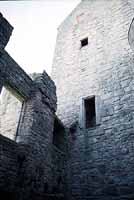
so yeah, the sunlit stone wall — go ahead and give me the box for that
[0,87,22,140]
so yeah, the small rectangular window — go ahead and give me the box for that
[81,37,88,48]
[84,96,96,128]
[79,96,101,128]
[81,96,96,128]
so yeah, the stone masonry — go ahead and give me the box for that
[0,88,22,140]
[0,13,67,200]
[2,1,134,200]
[0,73,40,140]
[52,0,134,199]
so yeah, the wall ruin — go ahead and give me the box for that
[0,12,67,200]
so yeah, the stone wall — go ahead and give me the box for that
[52,0,134,199]
[0,134,18,198]
[0,13,67,200]
[0,12,13,49]
[0,73,41,140]
[0,88,22,140]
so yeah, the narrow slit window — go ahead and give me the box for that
[84,96,96,128]
[81,37,88,48]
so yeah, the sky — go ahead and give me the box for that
[0,0,80,75]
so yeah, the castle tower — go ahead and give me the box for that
[52,0,134,199]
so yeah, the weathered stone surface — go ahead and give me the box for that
[0,12,13,49]
[0,134,19,199]
[52,0,134,199]
[3,0,134,199]
[0,50,34,101]
[0,73,40,140]
[0,13,67,200]
[0,88,21,140]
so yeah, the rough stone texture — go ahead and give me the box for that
[0,12,13,49]
[0,134,19,198]
[52,0,134,199]
[3,0,134,199]
[0,88,21,140]
[0,13,67,200]
[0,50,34,101]
[0,73,41,140]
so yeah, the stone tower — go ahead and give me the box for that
[52,0,134,199]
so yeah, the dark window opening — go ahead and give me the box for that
[84,96,96,128]
[44,182,48,193]
[53,117,65,151]
[57,176,62,185]
[81,37,88,48]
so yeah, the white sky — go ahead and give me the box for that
[0,0,80,75]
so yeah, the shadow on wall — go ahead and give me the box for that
[0,190,17,200]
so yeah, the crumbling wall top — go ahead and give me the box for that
[0,13,13,49]
[34,71,57,112]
